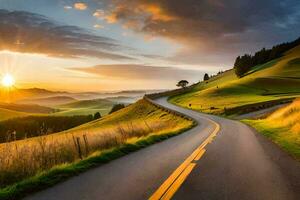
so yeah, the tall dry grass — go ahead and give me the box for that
[267,98,300,135]
[0,100,191,187]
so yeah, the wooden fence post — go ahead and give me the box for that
[76,137,83,159]
[83,134,89,156]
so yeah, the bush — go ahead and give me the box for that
[93,112,101,120]
[109,104,125,114]
[203,73,209,81]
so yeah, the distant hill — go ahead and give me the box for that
[54,98,114,116]
[59,98,113,109]
[19,96,76,106]
[104,96,139,104]
[0,102,56,114]
[0,87,153,103]
[0,87,69,102]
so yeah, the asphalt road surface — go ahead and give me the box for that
[25,97,300,200]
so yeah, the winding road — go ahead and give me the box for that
[25,97,300,200]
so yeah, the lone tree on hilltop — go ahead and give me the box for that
[203,73,209,81]
[176,80,189,88]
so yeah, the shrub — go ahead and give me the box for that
[109,104,125,114]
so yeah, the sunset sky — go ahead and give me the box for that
[0,0,300,91]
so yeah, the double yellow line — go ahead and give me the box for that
[149,119,220,200]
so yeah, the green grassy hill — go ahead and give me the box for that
[170,45,300,116]
[55,98,114,116]
[0,103,55,121]
[0,108,28,121]
[18,96,76,106]
[0,103,56,114]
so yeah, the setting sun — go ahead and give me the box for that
[1,74,15,87]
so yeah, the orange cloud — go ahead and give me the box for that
[93,9,105,18]
[74,2,87,10]
[141,4,176,22]
[105,13,118,23]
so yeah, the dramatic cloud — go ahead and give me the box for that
[70,64,202,80]
[74,2,87,10]
[101,0,300,64]
[0,9,132,60]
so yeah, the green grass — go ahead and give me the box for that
[0,119,195,200]
[54,98,114,116]
[241,99,300,160]
[0,108,28,121]
[243,120,300,160]
[169,45,300,115]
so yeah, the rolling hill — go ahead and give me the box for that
[0,103,56,114]
[169,44,300,116]
[0,108,28,121]
[18,96,76,106]
[55,98,115,116]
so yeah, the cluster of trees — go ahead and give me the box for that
[234,37,300,77]
[0,115,95,143]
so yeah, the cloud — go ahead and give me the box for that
[93,9,105,18]
[93,24,104,29]
[0,9,132,60]
[100,0,300,65]
[70,64,202,81]
[64,5,73,10]
[74,2,88,10]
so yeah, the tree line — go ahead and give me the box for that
[0,115,95,143]
[234,37,300,77]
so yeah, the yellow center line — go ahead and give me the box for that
[194,149,206,161]
[149,118,220,200]
[161,163,197,200]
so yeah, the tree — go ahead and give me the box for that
[109,104,125,114]
[203,73,209,81]
[93,112,101,120]
[176,80,189,88]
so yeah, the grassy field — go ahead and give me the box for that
[54,98,114,116]
[0,108,28,121]
[169,45,300,115]
[0,99,194,192]
[243,99,300,160]
[0,98,114,122]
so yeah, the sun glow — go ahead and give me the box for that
[1,74,15,87]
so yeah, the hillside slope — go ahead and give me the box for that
[170,45,300,115]
[0,99,194,187]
